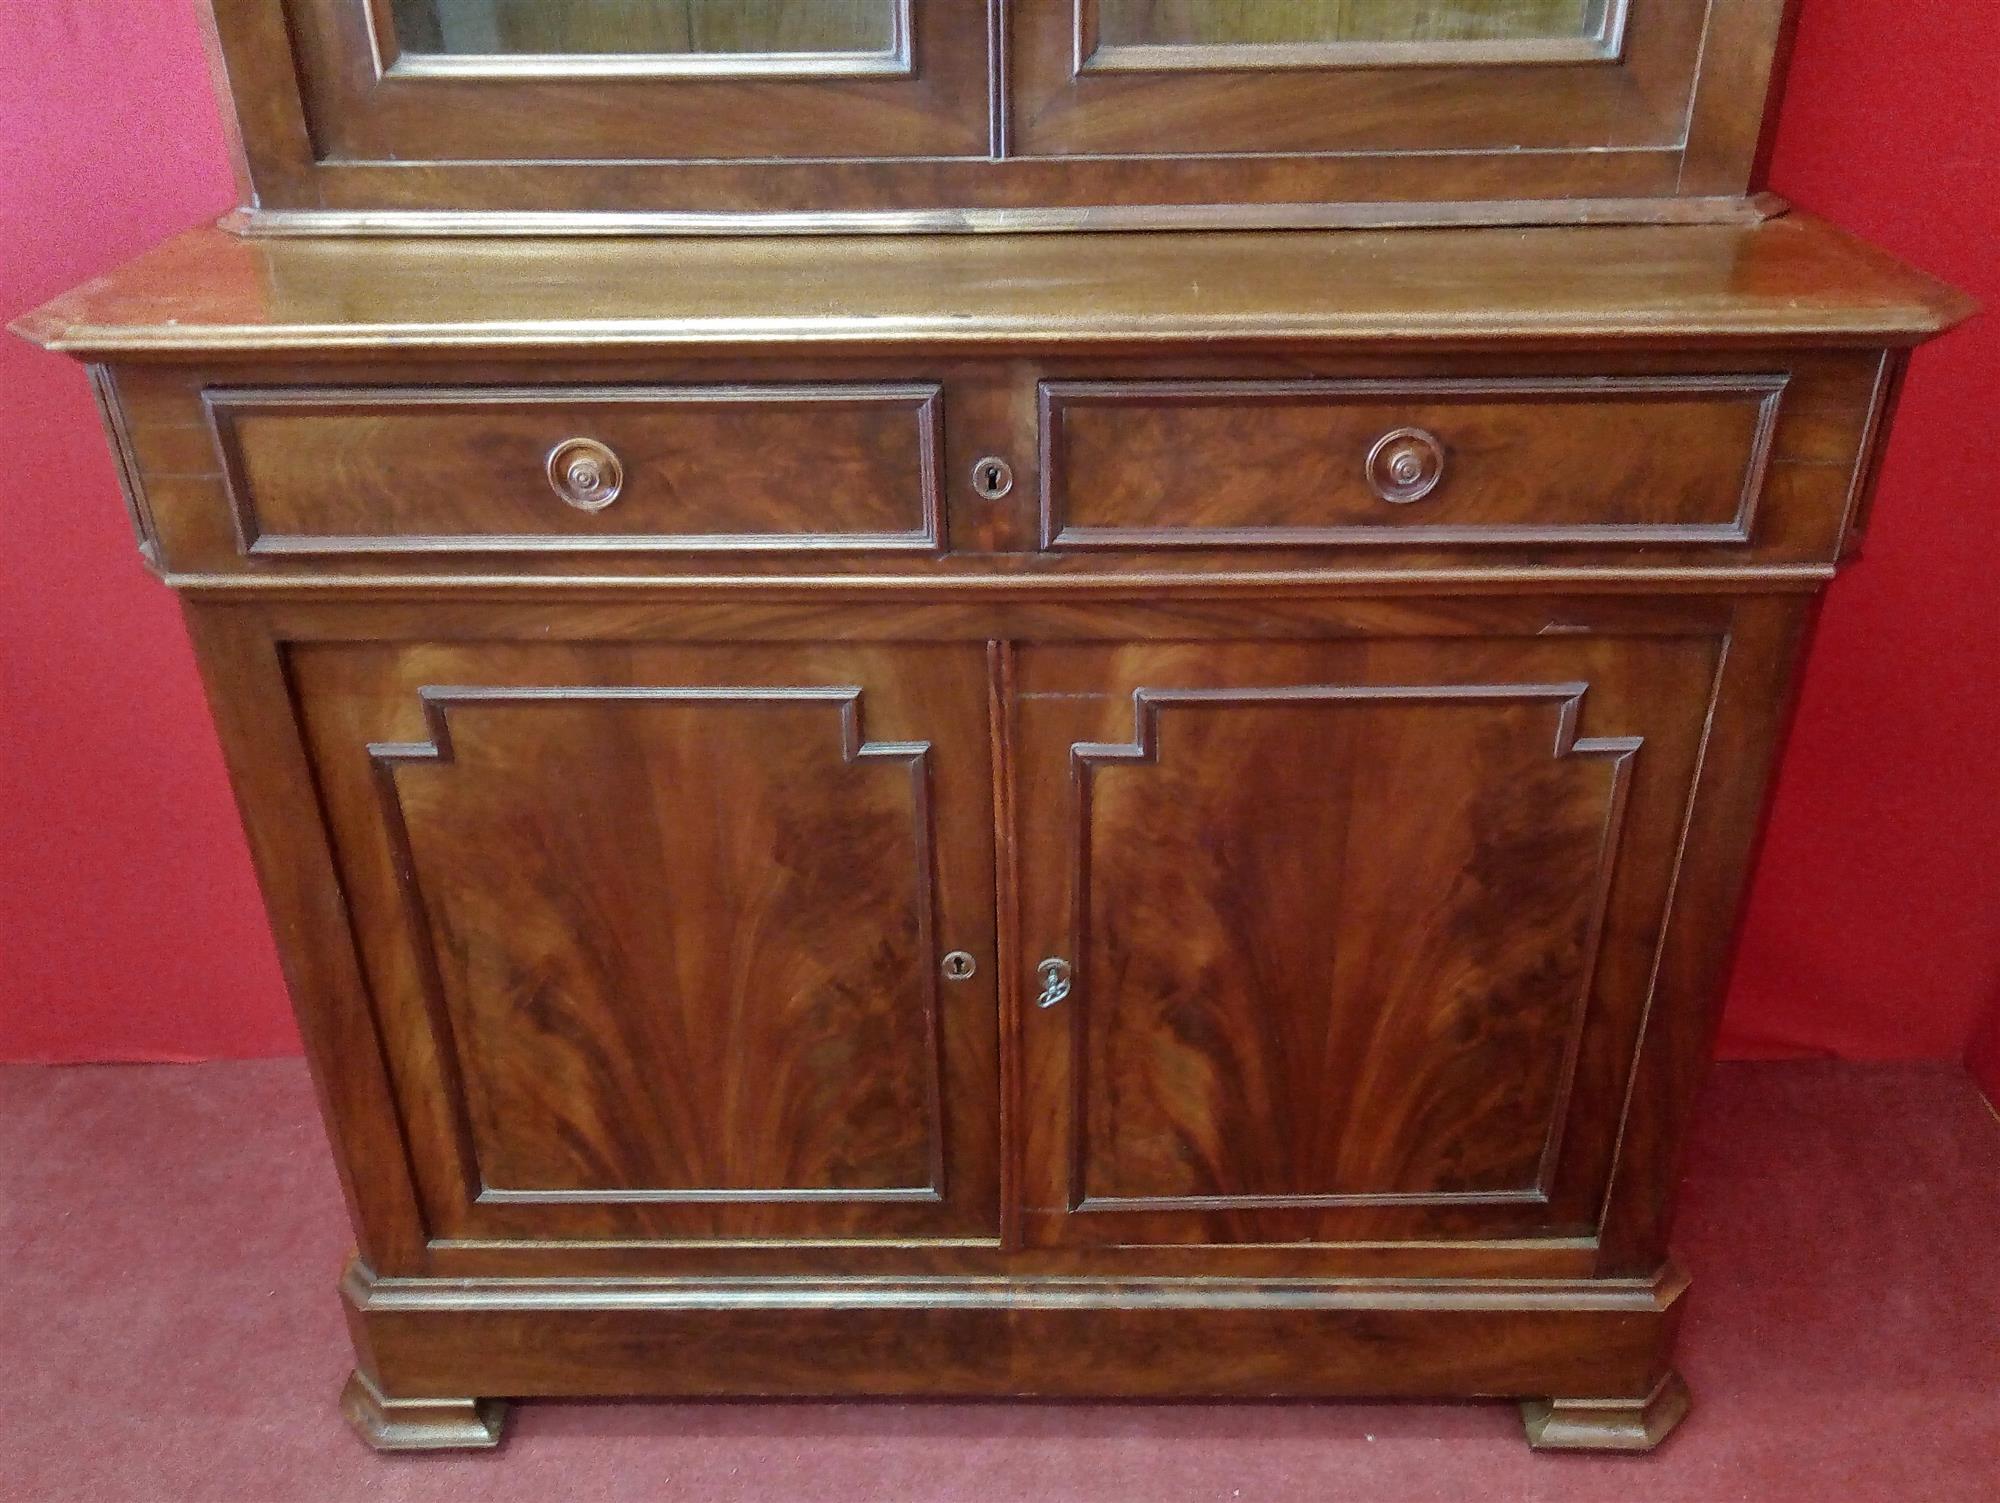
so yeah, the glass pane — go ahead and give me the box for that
[391,0,897,56]
[1098,0,1616,49]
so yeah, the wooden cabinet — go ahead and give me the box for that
[22,217,1968,1451]
[13,0,1972,1465]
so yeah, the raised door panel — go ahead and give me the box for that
[292,641,998,1248]
[1013,632,1722,1248]
[279,0,990,161]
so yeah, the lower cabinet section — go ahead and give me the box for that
[37,215,1955,1461]
[192,594,1804,1452]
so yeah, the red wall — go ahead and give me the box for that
[5,3,1998,1086]
[3,6,293,1060]
[1737,1,2000,1097]
[1970,1006,2000,1112]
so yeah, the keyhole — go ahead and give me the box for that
[971,457,1014,500]
[941,950,978,982]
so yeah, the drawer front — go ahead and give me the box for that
[207,384,944,556]
[1040,375,1786,549]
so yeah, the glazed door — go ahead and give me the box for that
[1012,630,1722,1249]
[294,640,999,1247]
[1012,0,1710,172]
[279,0,989,163]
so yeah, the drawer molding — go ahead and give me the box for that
[1039,374,1788,550]
[206,383,946,557]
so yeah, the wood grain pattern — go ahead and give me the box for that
[1015,631,1723,1249]
[292,640,1001,1244]
[371,688,943,1200]
[205,383,943,555]
[18,217,1970,357]
[1041,375,1785,548]
[1067,685,1634,1208]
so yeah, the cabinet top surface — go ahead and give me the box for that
[15,215,1971,359]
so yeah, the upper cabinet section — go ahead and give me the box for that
[203,0,1798,230]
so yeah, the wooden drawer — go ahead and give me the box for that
[205,384,944,556]
[1039,375,1787,549]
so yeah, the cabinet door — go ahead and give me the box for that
[294,641,998,1247]
[280,0,989,162]
[1012,631,1721,1249]
[1014,0,1710,169]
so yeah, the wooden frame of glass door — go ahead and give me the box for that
[266,0,986,162]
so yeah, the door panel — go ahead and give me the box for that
[293,641,999,1247]
[285,0,988,161]
[1014,0,1701,158]
[1014,634,1722,1248]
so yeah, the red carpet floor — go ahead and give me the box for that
[2,1059,1995,1501]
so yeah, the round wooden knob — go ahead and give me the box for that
[547,437,623,511]
[1366,427,1445,505]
